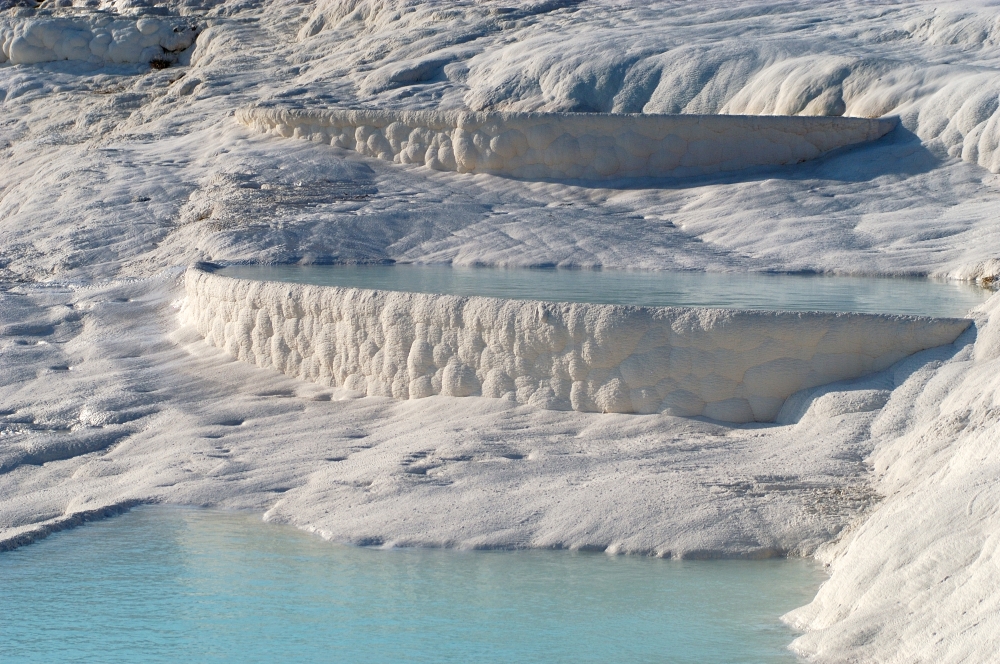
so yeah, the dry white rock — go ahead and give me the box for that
[238,107,896,180]
[0,11,197,66]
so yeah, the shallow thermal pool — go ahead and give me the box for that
[1,507,825,663]
[220,264,992,318]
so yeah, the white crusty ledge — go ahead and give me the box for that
[182,267,969,423]
[235,107,897,180]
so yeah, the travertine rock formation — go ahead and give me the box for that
[184,267,968,422]
[237,107,896,180]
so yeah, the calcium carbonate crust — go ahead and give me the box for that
[235,107,896,180]
[183,267,969,423]
[0,10,198,66]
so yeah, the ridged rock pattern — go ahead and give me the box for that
[236,107,896,180]
[183,269,970,423]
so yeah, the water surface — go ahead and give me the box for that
[221,264,991,317]
[0,506,824,663]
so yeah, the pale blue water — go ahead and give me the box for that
[0,507,825,663]
[220,264,991,318]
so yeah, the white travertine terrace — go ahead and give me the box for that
[235,107,896,179]
[183,268,969,423]
[0,12,197,66]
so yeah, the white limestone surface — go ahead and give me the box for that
[6,0,1000,660]
[236,107,896,180]
[0,11,197,66]
[784,290,1000,663]
[0,273,890,563]
[183,267,970,423]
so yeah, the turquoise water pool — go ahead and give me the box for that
[220,264,991,318]
[0,507,824,663]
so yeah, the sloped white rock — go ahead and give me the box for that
[785,294,1000,662]
[183,268,969,423]
[236,107,895,180]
